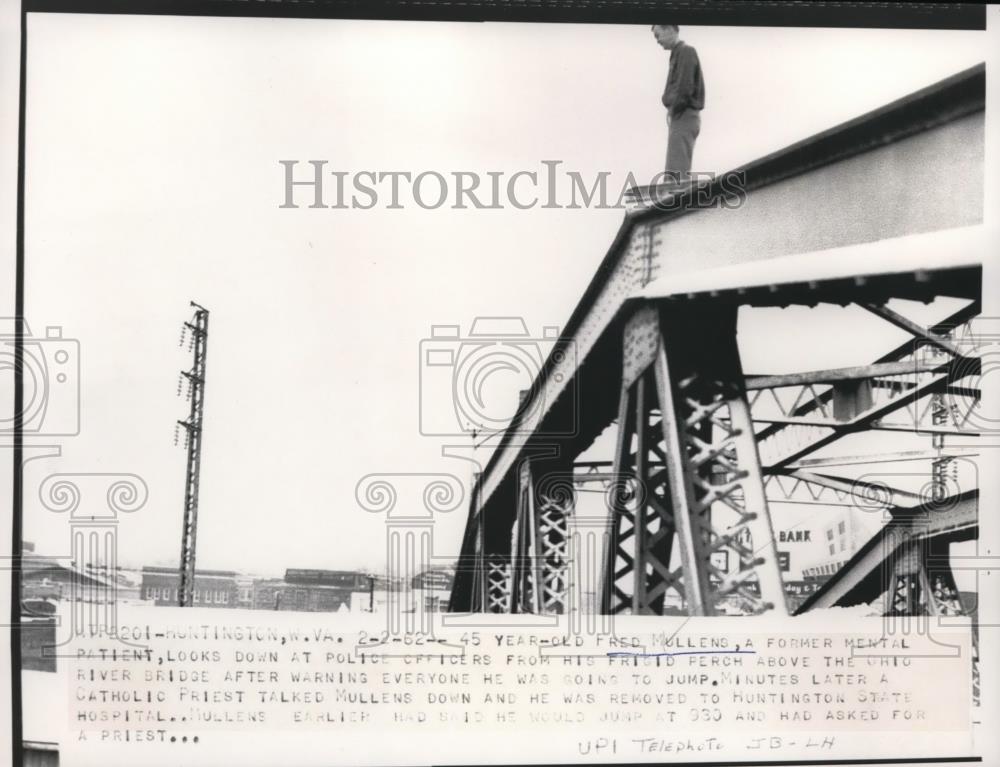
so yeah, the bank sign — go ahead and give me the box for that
[778,530,811,543]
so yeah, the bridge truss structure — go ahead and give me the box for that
[448,64,988,623]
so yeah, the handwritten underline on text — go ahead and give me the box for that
[605,649,757,658]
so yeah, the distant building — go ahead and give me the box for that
[410,567,454,614]
[140,566,238,607]
[81,562,142,601]
[369,572,395,591]
[235,575,255,608]
[802,507,882,581]
[21,556,110,602]
[411,567,454,592]
[135,565,381,612]
[285,568,371,590]
[252,569,368,612]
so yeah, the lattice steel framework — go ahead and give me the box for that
[777,300,982,616]
[176,302,209,608]
[533,471,572,613]
[485,554,511,613]
[883,532,965,617]
[501,459,574,615]
[602,304,788,616]
[509,461,539,613]
[600,369,677,615]
[460,295,983,619]
[751,302,981,473]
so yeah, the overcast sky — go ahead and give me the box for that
[20,15,988,574]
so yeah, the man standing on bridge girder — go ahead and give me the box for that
[653,24,705,184]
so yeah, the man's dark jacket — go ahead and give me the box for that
[662,41,705,116]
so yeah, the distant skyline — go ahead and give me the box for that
[20,15,988,573]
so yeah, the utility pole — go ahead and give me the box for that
[175,302,209,607]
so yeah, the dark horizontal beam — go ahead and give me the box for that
[781,469,923,505]
[785,448,978,470]
[745,359,953,390]
[658,265,981,309]
[573,460,614,470]
[22,1,988,29]
[571,472,621,485]
[753,416,977,438]
[753,300,981,446]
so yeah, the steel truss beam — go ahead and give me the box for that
[506,460,573,614]
[448,69,984,614]
[454,293,982,615]
[768,469,922,509]
[860,302,965,357]
[750,364,978,443]
[748,372,979,436]
[785,448,978,470]
[601,303,788,616]
[576,461,917,509]
[753,301,981,471]
[885,535,965,617]
[485,553,511,613]
[509,461,539,614]
[534,474,572,613]
[470,507,487,613]
[746,359,952,389]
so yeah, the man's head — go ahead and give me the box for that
[651,24,680,50]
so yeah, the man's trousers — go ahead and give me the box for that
[665,108,701,181]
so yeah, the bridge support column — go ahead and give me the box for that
[470,514,484,612]
[509,459,573,614]
[884,533,964,617]
[510,461,540,614]
[485,553,511,613]
[602,302,789,616]
[534,469,573,614]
